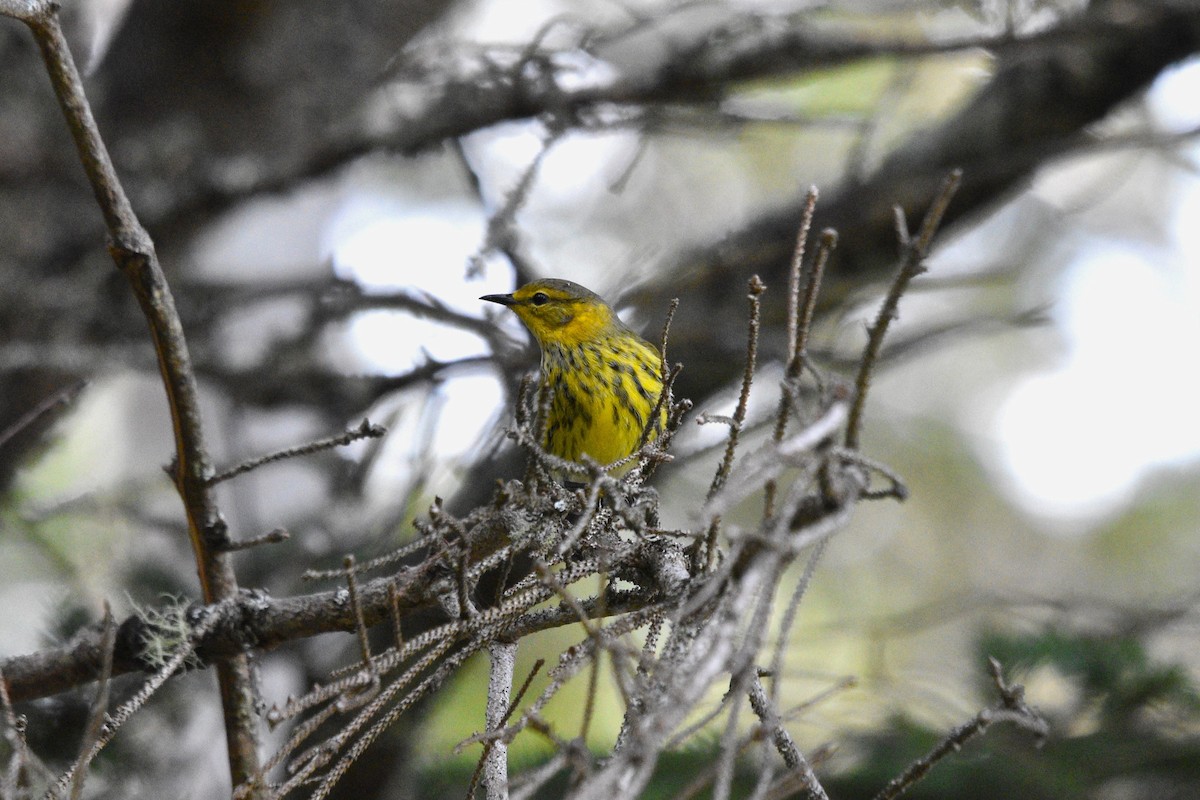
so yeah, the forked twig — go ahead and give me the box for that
[845,170,962,450]
[871,658,1048,800]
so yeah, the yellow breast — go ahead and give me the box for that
[541,335,666,474]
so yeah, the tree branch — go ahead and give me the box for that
[11,4,260,787]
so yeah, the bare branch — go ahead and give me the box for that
[14,4,260,785]
[845,170,961,451]
[206,418,387,486]
[65,603,116,800]
[871,659,1049,800]
[0,380,86,453]
[50,599,234,796]
[482,641,517,800]
[701,275,767,571]
[747,674,829,800]
[221,527,291,553]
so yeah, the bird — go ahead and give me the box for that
[481,279,667,477]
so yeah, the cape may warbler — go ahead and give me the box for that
[482,279,666,476]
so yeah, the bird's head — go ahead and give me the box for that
[481,279,620,347]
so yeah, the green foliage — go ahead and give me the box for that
[980,627,1200,730]
[819,626,1200,800]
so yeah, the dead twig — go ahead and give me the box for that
[845,170,962,450]
[207,419,386,486]
[0,380,87,453]
[871,658,1049,800]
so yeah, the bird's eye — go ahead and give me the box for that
[531,292,550,306]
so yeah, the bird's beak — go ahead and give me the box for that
[480,293,516,306]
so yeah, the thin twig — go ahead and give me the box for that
[793,230,837,380]
[509,751,570,800]
[388,581,406,650]
[634,298,681,455]
[65,604,117,800]
[0,380,87,452]
[629,361,685,482]
[828,448,909,501]
[336,556,380,712]
[845,170,962,450]
[702,275,766,571]
[220,527,290,552]
[709,276,768,500]
[871,658,1048,800]
[459,658,545,756]
[768,539,829,715]
[207,419,386,486]
[302,533,435,581]
[472,124,567,274]
[305,644,480,800]
[786,189,820,372]
[764,188,825,518]
[0,666,38,795]
[713,674,746,800]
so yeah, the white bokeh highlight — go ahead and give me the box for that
[995,241,1200,520]
[992,57,1200,521]
[326,189,512,472]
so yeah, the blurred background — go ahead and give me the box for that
[2,0,1199,797]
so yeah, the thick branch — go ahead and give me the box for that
[0,562,438,704]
